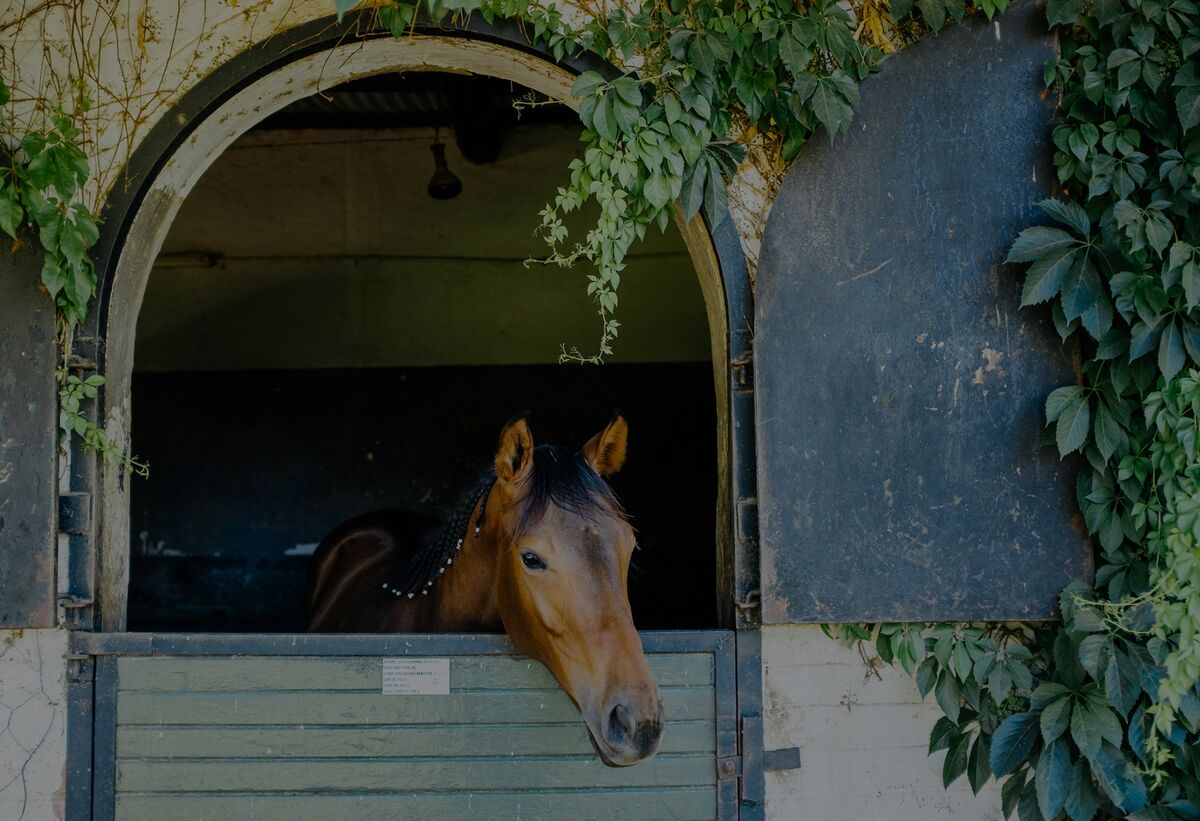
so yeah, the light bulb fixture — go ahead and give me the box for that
[427,130,463,200]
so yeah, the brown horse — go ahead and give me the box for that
[307,413,663,766]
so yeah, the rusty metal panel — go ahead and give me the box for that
[754,1,1091,623]
[0,246,58,626]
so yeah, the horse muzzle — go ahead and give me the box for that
[590,695,664,767]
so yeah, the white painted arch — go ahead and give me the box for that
[96,32,733,628]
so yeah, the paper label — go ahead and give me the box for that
[382,658,450,695]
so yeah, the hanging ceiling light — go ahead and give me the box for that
[427,129,463,200]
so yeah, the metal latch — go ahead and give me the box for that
[764,747,802,772]
[731,350,754,392]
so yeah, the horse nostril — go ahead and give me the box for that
[607,703,637,743]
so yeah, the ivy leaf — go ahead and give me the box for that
[1046,385,1084,423]
[1094,400,1126,460]
[1105,647,1142,717]
[1022,247,1079,305]
[1072,701,1123,761]
[1064,760,1101,821]
[991,712,1041,777]
[643,171,672,210]
[1091,742,1147,812]
[570,72,606,99]
[1046,0,1082,26]
[1040,198,1091,236]
[1040,694,1073,744]
[0,183,22,239]
[916,0,947,31]
[935,670,962,722]
[680,162,707,220]
[0,77,9,107]
[1078,633,1112,678]
[1019,777,1047,821]
[916,656,939,698]
[1055,394,1090,456]
[1036,738,1072,819]
[1177,63,1200,131]
[929,715,958,753]
[1129,316,1166,361]
[810,78,854,137]
[1061,255,1103,324]
[1158,319,1186,380]
[968,733,992,795]
[1008,226,1078,263]
[779,32,812,76]
[1002,772,1027,819]
[943,730,971,788]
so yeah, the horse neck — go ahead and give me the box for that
[424,498,503,632]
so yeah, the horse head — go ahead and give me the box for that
[484,414,663,767]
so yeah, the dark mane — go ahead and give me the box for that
[516,445,624,536]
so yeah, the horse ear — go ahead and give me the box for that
[581,412,628,477]
[495,414,535,483]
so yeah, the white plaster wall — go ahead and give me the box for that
[763,625,1003,820]
[0,629,68,821]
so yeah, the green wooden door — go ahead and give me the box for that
[82,632,736,820]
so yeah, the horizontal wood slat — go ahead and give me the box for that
[117,721,717,758]
[117,687,713,726]
[116,654,714,692]
[107,646,727,819]
[117,754,717,792]
[114,787,716,820]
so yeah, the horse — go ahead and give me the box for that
[306,413,663,767]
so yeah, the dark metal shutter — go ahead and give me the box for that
[0,247,59,627]
[753,0,1092,624]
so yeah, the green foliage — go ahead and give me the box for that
[830,0,1200,814]
[349,0,988,361]
[1,89,145,474]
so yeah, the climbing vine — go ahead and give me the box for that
[828,0,1200,816]
[345,0,990,360]
[0,78,147,476]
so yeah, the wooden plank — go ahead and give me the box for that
[116,754,717,792]
[115,787,716,820]
[117,687,713,725]
[116,720,717,758]
[116,654,714,692]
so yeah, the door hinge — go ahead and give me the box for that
[734,496,761,626]
[65,652,94,683]
[58,492,94,630]
[59,492,92,534]
[731,350,754,393]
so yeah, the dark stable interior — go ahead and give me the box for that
[126,72,719,633]
[128,365,717,631]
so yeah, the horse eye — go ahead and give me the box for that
[520,551,546,570]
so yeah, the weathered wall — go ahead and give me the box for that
[763,625,1003,820]
[0,629,69,821]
